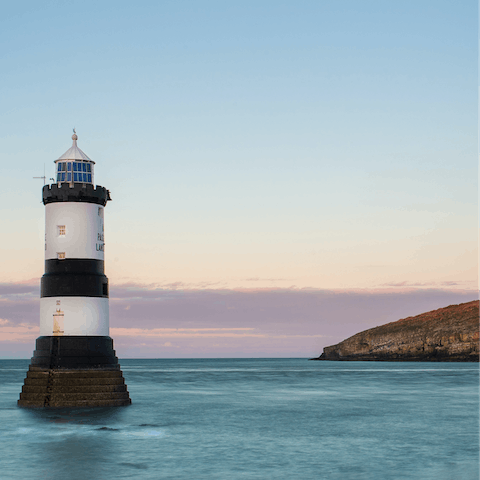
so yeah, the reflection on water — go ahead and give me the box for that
[16,408,121,480]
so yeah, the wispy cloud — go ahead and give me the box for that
[0,281,476,358]
[0,319,39,342]
[110,327,325,339]
[380,280,476,288]
[0,282,39,297]
[243,277,289,282]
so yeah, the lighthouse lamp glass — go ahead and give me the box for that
[55,161,94,184]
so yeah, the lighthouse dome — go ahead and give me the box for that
[55,132,95,184]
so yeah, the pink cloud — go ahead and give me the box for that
[0,321,39,343]
[0,282,477,358]
[380,280,476,288]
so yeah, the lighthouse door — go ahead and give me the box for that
[53,308,64,336]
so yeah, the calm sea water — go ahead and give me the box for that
[0,359,478,479]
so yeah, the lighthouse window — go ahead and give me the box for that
[73,163,77,171]
[67,173,72,181]
[56,173,60,181]
[82,173,87,182]
[86,164,91,172]
[82,163,87,172]
[57,226,65,236]
[57,252,65,260]
[87,174,92,182]
[57,163,62,172]
[73,173,78,181]
[61,172,66,181]
[67,163,72,171]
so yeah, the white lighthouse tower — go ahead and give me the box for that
[41,131,109,338]
[18,132,131,408]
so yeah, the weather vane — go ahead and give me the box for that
[33,165,46,185]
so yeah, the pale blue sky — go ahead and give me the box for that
[0,1,477,356]
[1,0,476,286]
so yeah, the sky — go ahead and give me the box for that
[0,0,477,358]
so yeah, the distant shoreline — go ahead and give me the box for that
[310,301,479,362]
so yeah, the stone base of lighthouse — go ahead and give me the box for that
[18,336,131,408]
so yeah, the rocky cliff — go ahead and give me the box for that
[313,300,479,362]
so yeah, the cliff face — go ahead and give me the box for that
[314,300,479,362]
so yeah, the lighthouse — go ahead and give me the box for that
[18,132,131,407]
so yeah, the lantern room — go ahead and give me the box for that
[54,130,95,184]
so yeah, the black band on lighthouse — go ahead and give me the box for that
[41,272,109,297]
[45,259,105,275]
[29,336,120,369]
[43,183,111,206]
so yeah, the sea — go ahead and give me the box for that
[0,359,478,480]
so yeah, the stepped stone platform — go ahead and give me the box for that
[18,367,131,407]
[18,336,131,408]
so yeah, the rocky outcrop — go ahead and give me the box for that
[312,300,479,362]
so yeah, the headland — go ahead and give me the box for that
[312,300,479,362]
